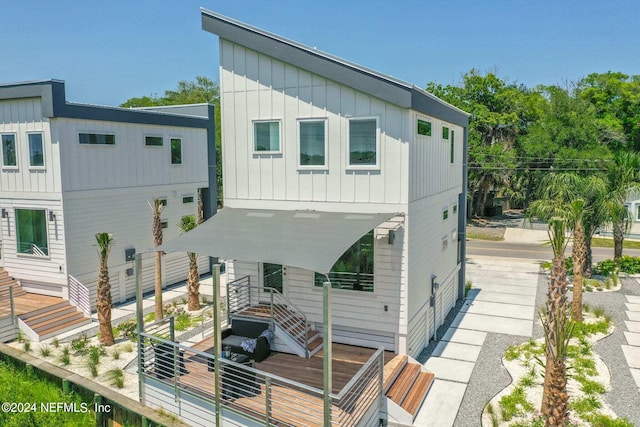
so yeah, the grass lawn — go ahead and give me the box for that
[591,237,640,249]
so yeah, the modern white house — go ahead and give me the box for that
[0,80,216,340]
[137,9,470,427]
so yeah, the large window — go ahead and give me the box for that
[16,209,48,256]
[28,133,44,167]
[348,118,378,166]
[254,121,281,153]
[171,138,182,165]
[1,134,17,167]
[314,230,374,292]
[299,120,326,167]
[79,133,115,145]
[263,263,283,293]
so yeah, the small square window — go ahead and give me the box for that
[453,204,458,214]
[28,133,44,167]
[254,121,281,152]
[417,119,432,136]
[443,209,449,220]
[145,136,163,146]
[171,138,182,165]
[161,221,168,229]
[182,195,194,204]
[159,198,167,206]
[1,134,17,167]
[442,126,449,140]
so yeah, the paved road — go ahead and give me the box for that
[467,239,640,263]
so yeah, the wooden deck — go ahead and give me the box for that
[0,293,65,318]
[192,337,395,391]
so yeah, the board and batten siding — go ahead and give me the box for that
[404,190,461,357]
[219,40,409,207]
[0,196,67,290]
[0,98,62,194]
[408,113,463,202]
[226,218,404,351]
[52,118,208,192]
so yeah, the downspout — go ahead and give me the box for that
[323,274,332,426]
[458,124,469,301]
[431,275,439,341]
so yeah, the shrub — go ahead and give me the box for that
[593,259,617,276]
[121,343,134,353]
[52,337,60,348]
[58,353,71,366]
[111,349,120,360]
[499,386,534,421]
[616,255,640,274]
[71,334,89,354]
[23,340,31,352]
[105,368,125,388]
[39,345,52,357]
[114,319,137,340]
[87,345,105,365]
[174,312,193,331]
[87,361,98,378]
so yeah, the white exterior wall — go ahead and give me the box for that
[220,40,409,210]
[63,184,209,306]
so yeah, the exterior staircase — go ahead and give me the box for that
[383,354,435,424]
[0,267,91,342]
[19,301,91,342]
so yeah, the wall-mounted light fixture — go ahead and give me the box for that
[126,268,134,277]
[388,229,395,245]
[48,211,56,221]
[1,209,7,219]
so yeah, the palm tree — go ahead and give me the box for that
[177,215,200,311]
[95,232,116,346]
[150,198,165,321]
[569,200,586,322]
[540,218,573,426]
[606,151,640,260]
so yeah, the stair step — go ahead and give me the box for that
[307,336,323,352]
[37,317,92,341]
[383,354,408,392]
[400,371,435,415]
[387,363,420,405]
[18,302,71,320]
[30,309,84,333]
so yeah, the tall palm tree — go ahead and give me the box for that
[569,200,586,322]
[540,218,573,426]
[150,198,165,321]
[95,232,116,346]
[177,215,200,311]
[606,151,640,260]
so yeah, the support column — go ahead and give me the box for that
[323,279,332,426]
[135,255,144,404]
[212,264,222,425]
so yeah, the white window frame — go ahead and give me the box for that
[145,135,164,147]
[636,204,640,221]
[15,207,50,259]
[27,132,45,169]
[253,119,282,154]
[170,137,183,165]
[347,116,380,170]
[1,133,18,169]
[442,125,450,140]
[182,195,195,204]
[297,118,328,170]
[416,116,432,138]
[443,208,449,221]
[78,132,116,146]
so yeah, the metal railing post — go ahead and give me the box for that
[378,349,385,421]
[9,285,15,325]
[270,291,274,324]
[135,255,145,404]
[323,279,333,427]
[264,377,271,426]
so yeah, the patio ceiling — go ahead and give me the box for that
[158,207,399,274]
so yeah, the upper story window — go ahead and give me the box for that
[453,204,458,214]
[443,209,449,220]
[171,138,182,165]
[28,133,44,168]
[450,130,455,163]
[145,136,163,146]
[442,126,450,140]
[348,117,378,168]
[417,118,432,137]
[299,119,327,168]
[182,195,194,204]
[16,208,49,257]
[1,134,17,168]
[79,133,115,145]
[254,120,281,153]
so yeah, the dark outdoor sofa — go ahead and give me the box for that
[221,319,271,362]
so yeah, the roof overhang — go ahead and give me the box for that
[158,208,400,274]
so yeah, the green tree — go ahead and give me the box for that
[605,151,640,260]
[121,77,223,205]
[177,215,200,311]
[95,232,116,346]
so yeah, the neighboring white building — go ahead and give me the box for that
[0,80,216,310]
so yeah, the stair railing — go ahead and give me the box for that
[68,275,91,318]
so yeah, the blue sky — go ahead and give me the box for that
[2,1,638,106]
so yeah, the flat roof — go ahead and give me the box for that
[0,80,212,128]
[201,9,469,127]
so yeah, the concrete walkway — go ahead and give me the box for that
[623,294,640,391]
[416,256,540,427]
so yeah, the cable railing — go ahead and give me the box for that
[139,330,384,427]
[16,242,48,257]
[314,271,374,292]
[0,285,16,321]
[68,275,91,317]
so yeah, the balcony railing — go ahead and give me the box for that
[139,323,384,427]
[314,271,375,292]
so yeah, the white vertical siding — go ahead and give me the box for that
[53,118,208,192]
[0,98,61,193]
[220,40,409,207]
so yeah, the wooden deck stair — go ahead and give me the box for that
[19,302,91,341]
[0,269,26,300]
[383,354,435,419]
